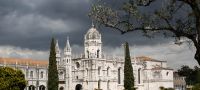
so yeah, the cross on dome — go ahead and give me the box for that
[85,24,101,40]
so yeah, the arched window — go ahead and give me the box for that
[75,84,82,90]
[98,67,101,75]
[40,71,44,78]
[57,60,59,66]
[98,80,101,89]
[30,71,33,78]
[59,86,64,90]
[138,68,141,84]
[76,62,80,68]
[153,71,161,79]
[107,67,110,76]
[59,71,64,79]
[166,72,169,76]
[39,85,45,90]
[118,68,121,84]
[87,50,89,58]
[107,80,110,90]
[72,66,75,70]
[97,49,100,58]
[86,68,89,76]
[29,85,35,90]
[86,80,88,85]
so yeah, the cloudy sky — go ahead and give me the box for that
[0,0,198,69]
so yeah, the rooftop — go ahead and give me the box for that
[133,56,166,62]
[0,57,48,67]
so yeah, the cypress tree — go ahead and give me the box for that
[47,38,59,90]
[124,42,135,90]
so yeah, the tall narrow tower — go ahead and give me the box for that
[63,37,72,90]
[55,40,61,66]
[64,37,72,65]
[84,24,102,58]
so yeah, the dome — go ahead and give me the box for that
[85,25,101,40]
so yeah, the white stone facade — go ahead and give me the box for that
[0,24,174,90]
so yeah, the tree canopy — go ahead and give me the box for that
[0,67,26,90]
[47,38,59,90]
[89,0,200,65]
[193,83,200,90]
[177,65,200,85]
[124,42,135,90]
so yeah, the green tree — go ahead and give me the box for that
[194,66,200,84]
[177,65,200,85]
[177,65,194,85]
[160,87,174,90]
[192,83,200,90]
[89,0,200,65]
[47,38,59,90]
[124,42,135,90]
[0,67,26,90]
[159,86,165,90]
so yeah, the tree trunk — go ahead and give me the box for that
[196,13,200,65]
[193,2,200,65]
[195,48,200,65]
[195,15,200,65]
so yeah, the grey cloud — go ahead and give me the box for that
[102,41,197,69]
[0,0,197,69]
[0,0,93,50]
[0,45,48,60]
[0,0,173,50]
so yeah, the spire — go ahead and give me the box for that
[133,45,136,59]
[55,40,60,52]
[55,39,61,65]
[92,20,95,28]
[67,37,70,48]
[133,45,137,64]
[65,37,71,51]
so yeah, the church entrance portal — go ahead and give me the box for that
[75,84,82,90]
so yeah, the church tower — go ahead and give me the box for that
[84,24,102,58]
[55,40,61,66]
[63,37,72,90]
[64,37,72,65]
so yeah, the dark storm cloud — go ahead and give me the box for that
[0,0,172,51]
[0,0,30,15]
[0,0,197,69]
[0,0,91,50]
[36,0,92,20]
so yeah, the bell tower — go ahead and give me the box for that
[63,37,72,90]
[64,37,71,65]
[84,24,102,58]
[55,40,61,66]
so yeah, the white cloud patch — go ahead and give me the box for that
[0,45,48,60]
[103,41,198,70]
[68,40,198,70]
[0,42,196,70]
[134,43,197,69]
